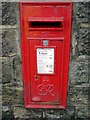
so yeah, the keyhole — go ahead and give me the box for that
[35,75,38,80]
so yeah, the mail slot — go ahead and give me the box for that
[20,2,72,109]
[28,19,63,30]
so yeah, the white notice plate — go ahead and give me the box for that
[37,48,54,74]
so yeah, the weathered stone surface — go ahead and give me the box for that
[13,107,75,120]
[0,84,2,95]
[13,107,42,119]
[68,61,76,85]
[0,58,2,84]
[2,57,13,84]
[2,29,20,57]
[73,2,90,23]
[75,56,88,83]
[2,106,15,120]
[13,107,27,119]
[43,109,75,120]
[2,55,22,84]
[2,2,19,25]
[76,106,90,119]
[69,56,88,85]
[72,2,90,58]
[2,83,23,106]
[12,55,22,85]
[69,85,89,106]
[0,36,2,55]
[78,28,89,56]
[71,24,89,58]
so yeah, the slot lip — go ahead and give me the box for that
[28,17,64,22]
[28,17,64,31]
[28,28,63,31]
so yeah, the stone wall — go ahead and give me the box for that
[1,1,90,120]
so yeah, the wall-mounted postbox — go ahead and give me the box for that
[20,2,72,109]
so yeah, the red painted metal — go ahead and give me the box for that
[20,2,72,109]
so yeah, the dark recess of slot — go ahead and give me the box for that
[30,21,62,28]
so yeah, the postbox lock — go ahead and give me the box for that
[43,40,48,46]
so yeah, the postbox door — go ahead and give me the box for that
[29,39,63,103]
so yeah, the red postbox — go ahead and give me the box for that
[20,2,72,109]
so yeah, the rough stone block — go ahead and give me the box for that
[76,106,90,119]
[71,18,80,58]
[69,85,89,106]
[71,23,89,57]
[69,56,88,85]
[78,28,89,56]
[2,28,20,57]
[2,83,23,106]
[13,107,42,119]
[2,106,14,120]
[43,108,75,120]
[72,2,89,57]
[0,84,2,95]
[12,55,22,85]
[0,38,2,55]
[0,58,2,84]
[2,57,13,84]
[75,56,88,83]
[2,2,19,25]
[73,2,90,23]
[68,61,76,85]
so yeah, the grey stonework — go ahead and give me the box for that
[2,29,19,57]
[1,1,90,120]
[2,57,13,84]
[2,2,19,25]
